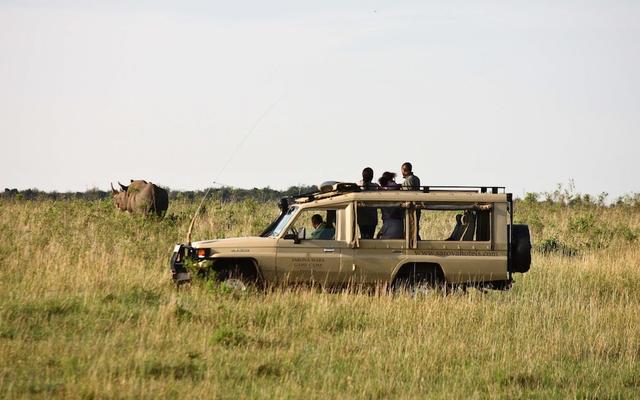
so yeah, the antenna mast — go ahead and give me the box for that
[184,96,282,245]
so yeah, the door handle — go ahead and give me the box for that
[392,250,402,254]
[323,248,335,253]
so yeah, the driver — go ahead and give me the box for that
[310,214,335,240]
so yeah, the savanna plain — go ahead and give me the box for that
[1,193,640,399]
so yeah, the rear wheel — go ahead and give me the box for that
[391,263,445,295]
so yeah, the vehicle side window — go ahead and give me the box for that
[417,204,492,242]
[287,208,342,241]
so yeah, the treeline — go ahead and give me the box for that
[1,185,318,203]
[520,181,640,208]
[3,184,639,207]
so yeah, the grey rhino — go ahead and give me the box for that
[111,179,169,217]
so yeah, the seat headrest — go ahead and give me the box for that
[461,210,475,224]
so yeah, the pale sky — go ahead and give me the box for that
[1,1,638,198]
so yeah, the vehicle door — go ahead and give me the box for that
[276,205,354,285]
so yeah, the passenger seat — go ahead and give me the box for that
[446,214,464,241]
[461,211,476,241]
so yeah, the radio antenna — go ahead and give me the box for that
[185,96,283,245]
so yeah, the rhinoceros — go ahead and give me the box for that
[111,180,169,217]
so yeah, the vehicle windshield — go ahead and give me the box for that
[268,206,298,237]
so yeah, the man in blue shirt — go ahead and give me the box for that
[310,214,335,240]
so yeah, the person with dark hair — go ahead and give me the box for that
[401,162,420,190]
[310,214,335,240]
[379,171,401,189]
[357,167,379,239]
[377,172,403,239]
[359,167,378,190]
[311,214,323,226]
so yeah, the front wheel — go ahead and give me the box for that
[221,278,248,291]
[215,260,260,291]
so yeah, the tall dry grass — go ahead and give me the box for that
[1,197,639,398]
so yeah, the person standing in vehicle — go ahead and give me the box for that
[357,167,379,239]
[401,162,422,239]
[379,171,401,190]
[358,167,379,191]
[401,162,420,190]
[377,172,403,239]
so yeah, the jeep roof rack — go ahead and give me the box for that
[290,183,507,203]
[291,182,360,203]
[420,186,506,194]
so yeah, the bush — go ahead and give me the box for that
[536,237,578,256]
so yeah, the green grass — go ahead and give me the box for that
[1,197,640,398]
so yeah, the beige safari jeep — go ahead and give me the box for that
[170,183,531,291]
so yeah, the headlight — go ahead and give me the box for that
[196,248,210,258]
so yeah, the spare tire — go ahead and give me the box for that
[510,224,532,273]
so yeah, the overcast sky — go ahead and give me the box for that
[1,0,638,198]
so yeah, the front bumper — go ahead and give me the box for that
[170,244,192,285]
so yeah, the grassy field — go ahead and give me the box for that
[1,196,640,399]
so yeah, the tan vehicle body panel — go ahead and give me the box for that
[193,237,279,281]
[192,190,511,285]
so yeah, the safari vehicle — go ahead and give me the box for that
[170,184,532,291]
